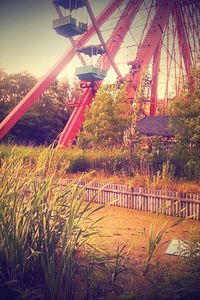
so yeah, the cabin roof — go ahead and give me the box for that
[53,0,86,10]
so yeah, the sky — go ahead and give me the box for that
[0,0,191,97]
[0,0,116,81]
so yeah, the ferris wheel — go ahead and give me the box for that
[0,0,199,147]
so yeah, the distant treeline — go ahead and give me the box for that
[0,69,81,145]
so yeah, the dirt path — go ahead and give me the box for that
[87,204,200,297]
[93,204,200,262]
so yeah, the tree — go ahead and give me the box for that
[0,71,70,145]
[168,68,200,180]
[123,74,148,150]
[0,70,37,120]
[123,73,154,175]
[170,68,200,149]
[78,84,132,148]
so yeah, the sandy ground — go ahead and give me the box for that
[89,204,200,297]
[82,204,200,298]
[92,204,200,263]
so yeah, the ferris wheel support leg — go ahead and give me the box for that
[58,85,99,147]
[0,0,124,142]
[0,48,77,142]
[58,0,144,148]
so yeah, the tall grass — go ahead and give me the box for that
[147,227,200,299]
[0,146,105,299]
[1,144,200,299]
[1,144,200,194]
[143,215,182,276]
[0,145,131,174]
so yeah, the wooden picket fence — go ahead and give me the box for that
[64,179,200,220]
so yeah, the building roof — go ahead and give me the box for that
[136,116,174,137]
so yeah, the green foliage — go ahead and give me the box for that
[124,72,150,150]
[81,245,136,299]
[0,146,105,299]
[168,68,200,180]
[0,145,133,176]
[0,70,70,145]
[123,68,200,181]
[1,143,200,184]
[54,147,132,175]
[168,146,200,180]
[0,145,200,299]
[0,146,140,299]
[88,148,131,175]
[78,84,132,148]
[66,152,90,173]
[147,229,200,300]
[170,68,200,149]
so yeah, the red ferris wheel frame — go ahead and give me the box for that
[0,0,195,146]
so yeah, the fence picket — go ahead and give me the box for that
[63,179,200,220]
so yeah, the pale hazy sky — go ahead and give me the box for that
[0,0,117,80]
[0,0,179,97]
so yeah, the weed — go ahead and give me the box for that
[143,213,183,276]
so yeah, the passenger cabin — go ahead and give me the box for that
[75,65,107,81]
[53,16,87,38]
[53,0,87,38]
[75,45,107,81]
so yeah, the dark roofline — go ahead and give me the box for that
[136,116,174,137]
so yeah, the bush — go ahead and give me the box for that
[66,153,90,172]
[1,144,200,187]
[89,149,131,175]
[169,147,200,181]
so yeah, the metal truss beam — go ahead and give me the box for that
[0,0,124,141]
[173,2,194,89]
[100,0,143,71]
[126,0,175,105]
[58,0,144,147]
[85,0,122,79]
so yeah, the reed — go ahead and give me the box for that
[0,146,105,299]
[143,213,183,276]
